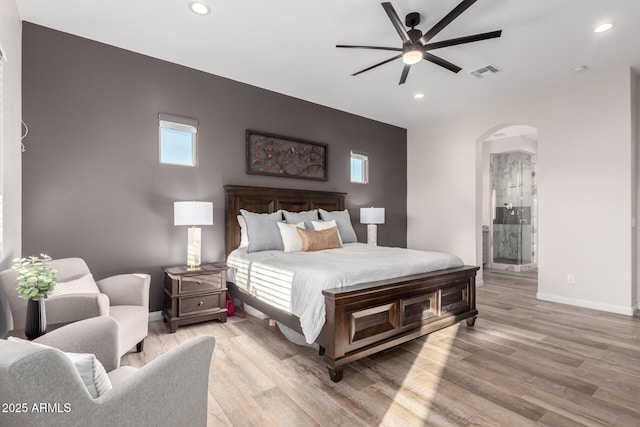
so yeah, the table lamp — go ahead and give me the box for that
[360,207,385,246]
[174,201,213,269]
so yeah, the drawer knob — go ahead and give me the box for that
[198,301,204,306]
[197,280,203,285]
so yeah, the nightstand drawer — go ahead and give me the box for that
[179,293,224,316]
[179,274,223,294]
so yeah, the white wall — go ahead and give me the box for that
[408,67,636,315]
[0,0,22,335]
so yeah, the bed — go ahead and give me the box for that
[225,185,479,382]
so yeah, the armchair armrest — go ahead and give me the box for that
[93,336,215,426]
[34,316,121,371]
[97,274,150,308]
[45,293,110,324]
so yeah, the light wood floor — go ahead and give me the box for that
[122,270,640,426]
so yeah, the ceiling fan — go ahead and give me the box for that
[336,0,502,85]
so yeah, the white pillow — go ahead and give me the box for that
[49,273,100,298]
[237,215,249,248]
[312,219,343,244]
[7,337,112,398]
[65,352,112,398]
[277,222,306,252]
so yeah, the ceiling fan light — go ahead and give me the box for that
[402,50,422,65]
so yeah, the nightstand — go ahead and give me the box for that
[162,262,228,333]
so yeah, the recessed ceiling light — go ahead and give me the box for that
[414,93,425,99]
[189,2,211,15]
[572,65,589,73]
[593,23,614,33]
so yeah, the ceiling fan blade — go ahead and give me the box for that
[351,54,403,76]
[423,52,462,73]
[399,64,411,85]
[423,30,502,51]
[382,2,410,43]
[336,44,402,52]
[419,0,478,45]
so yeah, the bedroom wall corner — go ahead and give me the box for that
[634,71,639,310]
[0,0,22,337]
[408,67,636,316]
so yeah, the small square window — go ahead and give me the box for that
[350,151,368,184]
[159,114,198,167]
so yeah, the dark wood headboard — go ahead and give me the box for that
[224,185,346,257]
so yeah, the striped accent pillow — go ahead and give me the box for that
[49,273,100,298]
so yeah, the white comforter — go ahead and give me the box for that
[227,243,463,343]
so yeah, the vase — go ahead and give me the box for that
[25,298,47,340]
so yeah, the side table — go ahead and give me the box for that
[162,262,228,333]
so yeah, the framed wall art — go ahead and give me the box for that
[246,130,328,181]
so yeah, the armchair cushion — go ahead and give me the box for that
[49,273,99,298]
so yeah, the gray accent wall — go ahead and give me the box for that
[21,23,407,313]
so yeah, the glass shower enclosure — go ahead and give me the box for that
[490,151,537,270]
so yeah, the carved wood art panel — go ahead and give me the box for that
[246,130,328,181]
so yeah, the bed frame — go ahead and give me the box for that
[225,185,479,382]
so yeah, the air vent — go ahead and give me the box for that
[470,64,501,79]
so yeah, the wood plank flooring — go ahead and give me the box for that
[122,269,640,426]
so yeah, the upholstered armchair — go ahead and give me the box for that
[0,317,215,427]
[0,258,150,356]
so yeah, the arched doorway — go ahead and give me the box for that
[477,124,538,285]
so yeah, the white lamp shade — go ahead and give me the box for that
[174,201,213,226]
[360,207,385,225]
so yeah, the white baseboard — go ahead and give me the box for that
[148,311,163,322]
[476,279,484,288]
[536,293,635,316]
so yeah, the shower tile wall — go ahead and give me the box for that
[491,151,537,265]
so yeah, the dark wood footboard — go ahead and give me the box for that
[317,265,479,382]
[232,264,479,382]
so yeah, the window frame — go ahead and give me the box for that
[350,150,369,184]
[159,113,198,167]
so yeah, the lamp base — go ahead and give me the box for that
[367,224,378,246]
[187,226,202,269]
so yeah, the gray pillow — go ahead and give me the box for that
[240,209,284,252]
[283,209,319,229]
[318,209,357,243]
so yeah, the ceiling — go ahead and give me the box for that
[15,0,640,129]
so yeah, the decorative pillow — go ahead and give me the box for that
[7,337,112,398]
[311,219,343,244]
[282,209,319,230]
[49,273,100,298]
[277,222,306,252]
[65,352,112,398]
[297,227,342,252]
[237,215,249,248]
[240,209,284,253]
[318,209,357,243]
